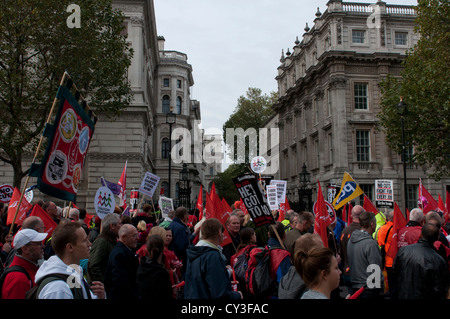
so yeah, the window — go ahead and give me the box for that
[358,184,374,205]
[407,185,418,211]
[161,182,169,197]
[314,139,320,168]
[162,138,169,159]
[356,130,370,162]
[176,96,182,114]
[395,32,408,46]
[354,83,368,110]
[209,167,214,175]
[328,133,333,163]
[162,95,170,113]
[163,78,170,87]
[177,79,182,89]
[352,30,365,44]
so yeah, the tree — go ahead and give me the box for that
[0,0,133,187]
[214,163,249,204]
[223,87,277,164]
[378,0,449,179]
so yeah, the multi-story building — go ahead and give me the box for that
[273,0,449,211]
[0,0,209,212]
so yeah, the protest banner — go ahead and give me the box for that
[313,199,336,225]
[233,174,274,227]
[159,196,174,219]
[375,180,394,208]
[270,180,287,206]
[266,184,279,210]
[139,172,160,198]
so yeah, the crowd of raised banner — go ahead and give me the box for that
[0,180,449,300]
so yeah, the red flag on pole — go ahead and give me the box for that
[221,198,232,213]
[196,185,203,220]
[314,181,330,248]
[210,182,216,199]
[30,204,58,242]
[386,202,407,259]
[446,190,450,224]
[205,192,232,246]
[363,194,378,215]
[118,161,127,209]
[347,202,353,225]
[6,188,33,226]
[438,194,448,223]
[419,179,438,214]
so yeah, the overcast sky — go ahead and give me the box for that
[154,0,416,135]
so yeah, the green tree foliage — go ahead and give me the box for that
[0,0,133,187]
[378,0,449,179]
[214,163,249,204]
[222,87,277,163]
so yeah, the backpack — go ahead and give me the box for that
[0,265,31,298]
[25,273,89,299]
[232,245,257,282]
[245,246,275,297]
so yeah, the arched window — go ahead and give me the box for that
[162,95,170,113]
[176,96,182,114]
[162,138,169,158]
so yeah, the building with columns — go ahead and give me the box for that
[0,0,216,212]
[273,0,449,211]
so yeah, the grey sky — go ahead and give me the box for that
[154,0,416,137]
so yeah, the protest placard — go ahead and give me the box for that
[139,172,160,198]
[375,180,394,208]
[233,174,274,227]
[266,184,279,210]
[159,196,174,219]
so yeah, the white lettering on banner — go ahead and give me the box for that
[366,264,382,289]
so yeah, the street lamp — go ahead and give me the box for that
[397,97,408,213]
[179,163,191,208]
[298,163,312,212]
[166,107,176,198]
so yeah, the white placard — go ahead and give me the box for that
[266,184,279,210]
[250,156,267,174]
[158,196,174,219]
[270,180,287,204]
[139,172,160,198]
[94,186,116,219]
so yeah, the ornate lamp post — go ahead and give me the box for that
[298,163,312,212]
[166,108,176,198]
[179,163,191,208]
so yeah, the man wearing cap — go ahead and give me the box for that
[1,229,47,299]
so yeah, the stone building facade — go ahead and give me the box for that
[0,0,215,212]
[273,0,449,211]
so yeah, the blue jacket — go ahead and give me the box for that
[184,242,241,299]
[168,217,190,265]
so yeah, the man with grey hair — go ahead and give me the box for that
[68,208,80,221]
[87,213,122,284]
[397,208,423,248]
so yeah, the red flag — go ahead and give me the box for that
[278,196,290,222]
[30,204,57,242]
[342,204,347,225]
[118,161,127,209]
[84,212,94,226]
[386,202,407,259]
[240,198,248,215]
[446,190,450,224]
[160,187,164,196]
[6,188,33,225]
[363,194,378,215]
[314,181,330,248]
[210,182,216,199]
[196,185,203,219]
[419,179,438,214]
[347,202,353,225]
[221,198,232,213]
[205,192,232,246]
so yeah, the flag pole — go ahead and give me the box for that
[8,71,69,235]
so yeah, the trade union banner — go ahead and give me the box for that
[30,85,96,202]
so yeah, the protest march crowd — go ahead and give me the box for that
[0,188,449,300]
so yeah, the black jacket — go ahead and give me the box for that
[393,239,450,299]
[104,241,139,299]
[136,256,173,299]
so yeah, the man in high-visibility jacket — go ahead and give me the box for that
[377,210,394,295]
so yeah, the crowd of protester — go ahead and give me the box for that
[0,198,449,300]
